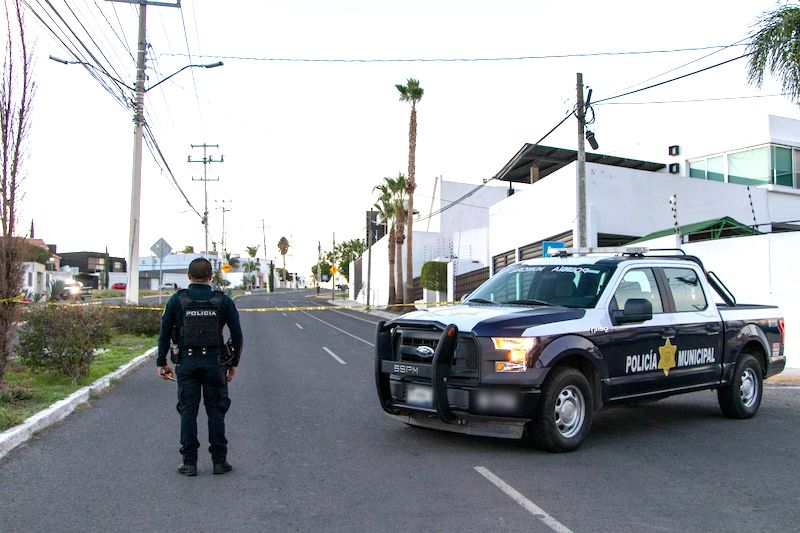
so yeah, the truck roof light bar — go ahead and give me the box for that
[553,247,649,257]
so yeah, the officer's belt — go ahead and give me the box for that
[181,347,222,357]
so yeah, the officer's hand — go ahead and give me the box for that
[158,365,174,380]
[226,366,237,383]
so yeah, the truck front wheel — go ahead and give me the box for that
[718,353,763,419]
[529,367,593,452]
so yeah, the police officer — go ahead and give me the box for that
[157,258,243,476]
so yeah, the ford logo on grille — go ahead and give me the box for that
[415,345,435,358]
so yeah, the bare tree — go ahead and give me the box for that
[0,0,33,384]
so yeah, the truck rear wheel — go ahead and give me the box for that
[529,367,593,452]
[718,353,762,419]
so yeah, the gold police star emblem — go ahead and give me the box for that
[658,338,677,376]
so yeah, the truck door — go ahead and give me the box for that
[597,267,675,399]
[657,266,723,388]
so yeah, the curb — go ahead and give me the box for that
[0,346,157,461]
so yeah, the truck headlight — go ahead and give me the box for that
[492,337,536,373]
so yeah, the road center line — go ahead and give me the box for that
[474,466,573,533]
[323,347,346,365]
[296,323,303,330]
[299,310,375,347]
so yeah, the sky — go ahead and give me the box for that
[16,0,800,277]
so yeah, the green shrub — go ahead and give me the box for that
[102,305,161,336]
[16,306,112,383]
[420,261,448,292]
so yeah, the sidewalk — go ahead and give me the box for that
[326,297,800,385]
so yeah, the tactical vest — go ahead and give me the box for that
[177,289,225,350]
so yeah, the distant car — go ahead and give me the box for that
[111,282,126,290]
[160,282,178,291]
[61,281,86,300]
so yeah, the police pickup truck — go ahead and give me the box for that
[375,248,786,452]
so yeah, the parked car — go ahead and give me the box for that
[111,282,126,290]
[160,282,178,291]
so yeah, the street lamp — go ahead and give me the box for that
[49,53,223,304]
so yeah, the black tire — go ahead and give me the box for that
[718,353,763,419]
[529,367,593,452]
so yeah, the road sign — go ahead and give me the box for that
[330,265,338,275]
[222,263,232,273]
[543,241,566,257]
[150,238,172,259]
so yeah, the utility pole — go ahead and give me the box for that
[576,72,587,249]
[331,232,335,301]
[107,0,179,305]
[317,241,321,295]
[188,143,223,260]
[216,200,232,254]
[366,209,373,310]
[259,219,269,292]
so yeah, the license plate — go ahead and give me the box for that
[406,384,433,408]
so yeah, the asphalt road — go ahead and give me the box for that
[1,290,799,532]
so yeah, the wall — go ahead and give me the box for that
[584,162,773,238]
[451,227,490,275]
[637,233,800,368]
[489,163,577,258]
[488,159,800,261]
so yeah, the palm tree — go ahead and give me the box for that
[388,174,407,305]
[182,245,194,254]
[747,4,800,102]
[396,78,424,304]
[245,245,260,288]
[277,236,290,286]
[373,182,397,306]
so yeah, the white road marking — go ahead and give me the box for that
[323,346,346,365]
[333,309,380,325]
[296,323,303,330]
[282,313,288,317]
[299,310,375,347]
[474,466,573,533]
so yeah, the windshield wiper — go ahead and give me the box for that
[466,298,495,305]
[505,299,552,306]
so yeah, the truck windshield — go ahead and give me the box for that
[467,264,616,308]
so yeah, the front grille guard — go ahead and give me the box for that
[375,321,459,424]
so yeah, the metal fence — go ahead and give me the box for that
[454,267,489,300]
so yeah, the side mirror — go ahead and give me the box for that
[611,298,653,325]
[460,293,470,303]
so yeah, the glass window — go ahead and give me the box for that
[707,156,724,182]
[468,263,615,308]
[772,146,793,187]
[794,149,800,188]
[611,268,664,314]
[664,267,707,312]
[688,159,706,179]
[728,147,770,185]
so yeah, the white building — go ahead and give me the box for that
[356,179,509,306]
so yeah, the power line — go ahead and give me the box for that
[143,123,203,219]
[178,4,204,129]
[593,53,751,105]
[596,93,788,105]
[93,0,135,63]
[609,37,751,96]
[24,0,130,108]
[415,109,574,223]
[160,43,748,64]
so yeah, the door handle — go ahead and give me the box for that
[705,323,722,335]
[660,327,677,338]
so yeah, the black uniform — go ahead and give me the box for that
[157,283,243,466]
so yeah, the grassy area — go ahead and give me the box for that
[0,334,156,432]
[88,289,162,299]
